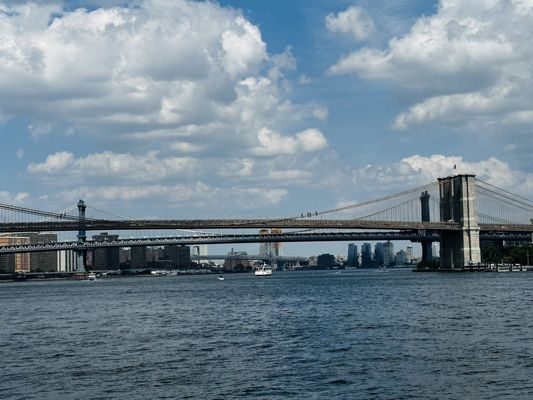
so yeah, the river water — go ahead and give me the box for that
[1,269,533,399]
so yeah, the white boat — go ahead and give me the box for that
[218,275,225,281]
[254,265,272,276]
[87,272,97,281]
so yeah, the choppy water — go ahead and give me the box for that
[1,269,533,399]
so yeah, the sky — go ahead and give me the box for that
[1,0,532,256]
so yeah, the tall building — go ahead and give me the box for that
[383,241,395,266]
[374,242,384,266]
[259,229,282,258]
[191,244,209,264]
[131,246,147,269]
[92,232,120,270]
[13,232,58,272]
[270,228,282,257]
[347,243,358,267]
[0,235,30,273]
[361,243,373,267]
[395,250,409,265]
[57,250,77,272]
[164,245,191,269]
[259,229,271,256]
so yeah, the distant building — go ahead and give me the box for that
[57,250,77,272]
[224,249,248,271]
[431,243,439,261]
[374,242,384,266]
[395,250,409,266]
[164,245,191,269]
[0,235,30,273]
[259,229,282,258]
[13,232,58,272]
[347,243,358,267]
[317,253,336,269]
[92,232,120,270]
[191,244,208,264]
[383,241,395,266]
[131,246,147,269]
[361,243,373,268]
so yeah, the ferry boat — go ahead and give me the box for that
[254,265,272,277]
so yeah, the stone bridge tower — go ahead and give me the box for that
[438,174,481,269]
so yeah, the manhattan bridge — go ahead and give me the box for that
[0,174,531,271]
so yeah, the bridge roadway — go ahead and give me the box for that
[0,231,530,255]
[0,218,532,233]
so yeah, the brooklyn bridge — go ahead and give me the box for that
[0,174,532,271]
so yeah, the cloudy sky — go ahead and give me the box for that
[1,0,532,255]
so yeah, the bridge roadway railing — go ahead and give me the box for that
[0,230,530,255]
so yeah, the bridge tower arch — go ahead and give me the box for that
[438,174,481,269]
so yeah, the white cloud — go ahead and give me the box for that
[252,128,327,156]
[348,154,533,198]
[326,5,375,41]
[27,150,203,182]
[0,1,326,157]
[0,191,30,204]
[27,151,75,174]
[56,183,288,212]
[328,0,533,133]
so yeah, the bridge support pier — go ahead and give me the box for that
[76,199,88,272]
[419,191,433,262]
[438,175,481,269]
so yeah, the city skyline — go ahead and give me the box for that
[1,0,532,257]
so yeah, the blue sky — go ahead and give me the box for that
[1,0,532,256]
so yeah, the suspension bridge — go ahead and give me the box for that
[0,174,532,271]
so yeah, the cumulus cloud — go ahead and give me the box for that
[328,0,533,133]
[27,150,203,182]
[0,191,30,204]
[348,154,533,199]
[252,128,327,156]
[0,0,327,157]
[27,149,320,188]
[56,183,288,213]
[326,5,375,41]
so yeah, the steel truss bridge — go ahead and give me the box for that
[0,231,530,255]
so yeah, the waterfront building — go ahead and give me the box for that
[191,244,209,264]
[431,243,440,261]
[361,243,373,267]
[131,246,147,269]
[57,250,77,272]
[383,241,395,266]
[0,234,30,273]
[374,242,384,266]
[164,245,191,269]
[13,232,58,272]
[395,250,409,266]
[223,249,248,271]
[317,253,336,269]
[92,232,120,270]
[347,243,358,267]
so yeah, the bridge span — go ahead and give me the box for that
[0,231,529,255]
